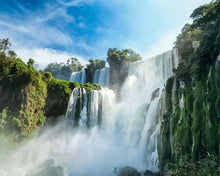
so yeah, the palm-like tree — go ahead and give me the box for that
[0,38,11,53]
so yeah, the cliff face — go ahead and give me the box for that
[44,78,80,117]
[0,72,47,137]
[158,65,220,174]
[0,54,102,138]
[157,1,220,174]
[0,55,81,137]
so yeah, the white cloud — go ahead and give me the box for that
[0,19,73,46]
[0,0,95,48]
[14,47,88,69]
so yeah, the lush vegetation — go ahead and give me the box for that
[44,73,80,117]
[44,57,83,81]
[107,48,142,88]
[173,0,220,83]
[0,40,101,138]
[107,48,142,68]
[158,1,220,175]
[0,52,48,138]
[43,48,142,89]
[85,59,106,83]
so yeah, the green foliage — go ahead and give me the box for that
[158,112,172,170]
[160,3,220,170]
[0,38,82,137]
[107,48,142,88]
[27,58,35,69]
[107,48,142,69]
[67,57,84,72]
[0,38,11,53]
[80,82,101,91]
[159,66,220,170]
[0,55,48,136]
[190,1,219,29]
[169,155,219,176]
[45,78,79,117]
[0,108,9,130]
[85,59,105,83]
[44,57,83,81]
[8,50,17,58]
[174,0,220,82]
[165,77,174,112]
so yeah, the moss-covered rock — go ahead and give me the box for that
[0,53,81,137]
[44,77,79,117]
[158,66,220,171]
[117,166,141,176]
[0,56,49,137]
[80,82,101,91]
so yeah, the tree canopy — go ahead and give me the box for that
[0,38,11,53]
[85,59,106,83]
[44,57,83,81]
[107,48,142,68]
[174,0,220,83]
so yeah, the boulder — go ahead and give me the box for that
[117,166,141,176]
[36,165,64,176]
[151,88,160,101]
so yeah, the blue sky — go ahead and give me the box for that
[0,0,211,66]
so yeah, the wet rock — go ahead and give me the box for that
[37,159,64,176]
[36,165,64,176]
[27,159,64,176]
[117,166,141,176]
[151,88,160,101]
[215,54,220,66]
[144,169,160,176]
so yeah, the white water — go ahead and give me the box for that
[69,70,86,83]
[93,68,110,87]
[0,49,178,176]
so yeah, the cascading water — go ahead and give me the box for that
[0,48,179,176]
[69,70,86,83]
[93,68,110,87]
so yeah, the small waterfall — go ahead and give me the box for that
[93,68,110,87]
[66,88,115,128]
[69,70,86,83]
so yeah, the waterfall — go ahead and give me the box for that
[93,68,110,87]
[69,68,110,86]
[0,49,179,176]
[63,48,179,174]
[69,70,86,83]
[66,88,114,128]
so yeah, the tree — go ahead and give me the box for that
[190,1,219,29]
[44,57,83,81]
[107,48,142,69]
[106,48,142,88]
[44,62,64,79]
[175,24,202,63]
[85,59,106,82]
[8,50,17,58]
[0,38,11,53]
[67,57,83,72]
[27,58,35,69]
[174,0,220,82]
